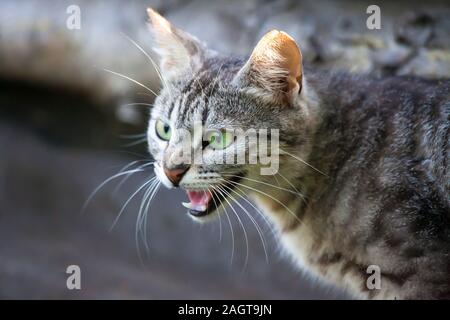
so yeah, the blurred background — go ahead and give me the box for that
[1,0,449,299]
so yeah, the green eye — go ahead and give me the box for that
[206,129,233,150]
[155,119,171,141]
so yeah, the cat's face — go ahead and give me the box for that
[146,9,310,221]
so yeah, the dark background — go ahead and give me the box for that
[0,0,449,299]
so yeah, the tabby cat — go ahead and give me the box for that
[145,8,450,299]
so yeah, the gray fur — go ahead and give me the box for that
[147,12,450,299]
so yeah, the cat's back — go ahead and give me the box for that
[315,71,449,195]
[307,72,450,298]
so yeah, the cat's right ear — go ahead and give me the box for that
[233,30,303,106]
[147,8,205,81]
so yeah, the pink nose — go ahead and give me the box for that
[164,166,189,186]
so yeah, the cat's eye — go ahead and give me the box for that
[205,129,234,150]
[155,119,172,141]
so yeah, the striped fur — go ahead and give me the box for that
[146,9,450,299]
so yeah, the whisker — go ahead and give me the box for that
[220,184,269,264]
[205,62,225,111]
[226,184,277,238]
[140,180,161,255]
[120,102,154,109]
[121,137,148,148]
[222,178,306,228]
[108,159,147,173]
[216,185,249,271]
[229,184,285,252]
[101,68,158,97]
[135,182,155,259]
[81,168,145,215]
[276,171,308,202]
[194,76,206,99]
[222,174,305,198]
[210,63,225,94]
[280,148,328,177]
[113,162,154,195]
[273,174,281,187]
[135,179,159,264]
[209,189,223,243]
[121,33,169,93]
[119,133,147,139]
[211,185,235,265]
[110,177,156,231]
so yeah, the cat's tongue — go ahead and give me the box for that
[182,190,212,212]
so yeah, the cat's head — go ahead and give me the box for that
[146,8,315,221]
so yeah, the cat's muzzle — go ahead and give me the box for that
[182,175,243,217]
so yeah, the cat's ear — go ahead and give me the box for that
[234,30,302,105]
[147,8,205,81]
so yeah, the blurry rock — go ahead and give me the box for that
[395,10,435,47]
[0,0,449,110]
[372,42,413,75]
[398,48,450,78]
[1,0,450,300]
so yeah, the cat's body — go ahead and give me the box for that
[145,9,450,299]
[255,70,450,299]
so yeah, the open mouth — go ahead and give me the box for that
[182,190,213,217]
[181,175,242,218]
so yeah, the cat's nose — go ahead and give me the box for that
[164,165,189,187]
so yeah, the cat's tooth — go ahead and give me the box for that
[182,202,207,212]
[192,204,207,212]
[182,202,192,209]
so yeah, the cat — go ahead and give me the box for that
[145,8,450,299]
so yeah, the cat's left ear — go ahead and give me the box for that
[147,8,205,81]
[234,30,303,105]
